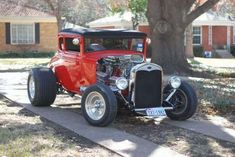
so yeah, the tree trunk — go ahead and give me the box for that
[185,24,194,58]
[150,26,189,73]
[147,0,190,74]
[147,0,219,74]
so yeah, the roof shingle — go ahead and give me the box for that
[0,1,54,17]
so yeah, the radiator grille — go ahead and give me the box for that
[134,70,162,109]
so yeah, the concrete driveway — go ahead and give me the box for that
[0,71,186,157]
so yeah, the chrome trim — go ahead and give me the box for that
[165,89,177,102]
[131,63,162,73]
[134,107,173,112]
[129,63,163,108]
[118,91,129,104]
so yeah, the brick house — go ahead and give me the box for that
[87,12,235,53]
[0,2,58,53]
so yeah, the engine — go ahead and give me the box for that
[96,54,144,86]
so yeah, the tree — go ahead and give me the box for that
[216,0,235,16]
[4,0,72,31]
[147,0,219,73]
[185,1,202,59]
[185,24,194,58]
[107,0,128,14]
[42,0,64,30]
[4,0,109,30]
[128,0,147,29]
[64,0,109,27]
[107,0,147,30]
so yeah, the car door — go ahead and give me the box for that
[55,36,82,93]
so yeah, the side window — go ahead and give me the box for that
[65,38,80,52]
[59,37,64,50]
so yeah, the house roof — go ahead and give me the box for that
[193,12,235,26]
[60,28,147,38]
[62,22,86,29]
[87,12,133,28]
[88,11,235,28]
[0,1,57,22]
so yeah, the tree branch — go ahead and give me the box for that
[185,0,196,13]
[43,0,55,12]
[184,0,219,26]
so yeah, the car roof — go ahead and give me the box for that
[60,28,147,38]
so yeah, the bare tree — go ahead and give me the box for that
[147,0,220,73]
[13,0,110,28]
[64,0,109,26]
[42,0,63,30]
[216,0,235,16]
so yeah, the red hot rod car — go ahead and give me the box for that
[27,28,198,126]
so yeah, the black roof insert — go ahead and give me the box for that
[60,28,147,38]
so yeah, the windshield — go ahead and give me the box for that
[85,37,144,53]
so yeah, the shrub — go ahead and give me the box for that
[0,52,55,58]
[193,46,204,57]
[230,46,235,57]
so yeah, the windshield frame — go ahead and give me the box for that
[84,36,146,53]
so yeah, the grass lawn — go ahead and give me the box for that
[188,57,235,78]
[187,77,235,116]
[0,58,50,71]
[0,95,119,157]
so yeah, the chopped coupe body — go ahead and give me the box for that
[27,28,198,126]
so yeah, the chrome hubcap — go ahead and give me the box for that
[29,76,35,99]
[85,92,106,120]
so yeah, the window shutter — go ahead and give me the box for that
[35,23,40,44]
[5,23,11,44]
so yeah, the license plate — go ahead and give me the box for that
[146,107,166,117]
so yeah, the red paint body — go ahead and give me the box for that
[49,32,148,95]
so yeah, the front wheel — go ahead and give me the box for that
[163,81,198,120]
[81,84,117,126]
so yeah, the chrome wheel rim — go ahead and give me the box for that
[29,76,35,99]
[170,89,188,115]
[85,92,106,121]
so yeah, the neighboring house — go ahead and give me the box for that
[87,12,133,30]
[191,12,235,51]
[62,22,86,29]
[87,12,235,52]
[0,2,58,53]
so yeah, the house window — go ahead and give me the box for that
[193,26,201,45]
[11,24,35,44]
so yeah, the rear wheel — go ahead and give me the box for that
[27,68,57,106]
[81,84,117,126]
[163,81,198,120]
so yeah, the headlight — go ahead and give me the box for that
[169,76,181,89]
[116,77,128,90]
